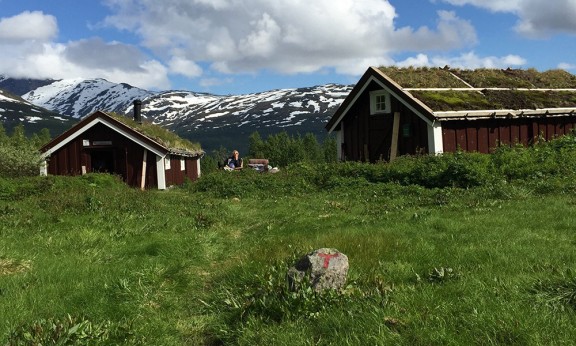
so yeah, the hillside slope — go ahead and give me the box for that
[0,88,75,135]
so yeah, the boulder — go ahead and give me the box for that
[287,248,349,292]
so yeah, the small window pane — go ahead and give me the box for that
[375,95,387,111]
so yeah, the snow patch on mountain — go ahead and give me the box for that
[0,90,16,103]
[135,84,353,134]
[23,78,154,118]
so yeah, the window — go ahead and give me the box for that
[180,158,186,171]
[165,156,171,170]
[370,90,391,114]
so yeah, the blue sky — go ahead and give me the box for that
[0,0,575,95]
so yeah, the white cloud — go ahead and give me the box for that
[103,0,479,76]
[438,0,523,12]
[0,11,58,42]
[390,11,476,51]
[558,62,576,70]
[0,11,170,89]
[168,57,203,78]
[0,40,169,89]
[396,51,527,69]
[65,38,147,71]
[439,0,576,37]
[2,1,562,92]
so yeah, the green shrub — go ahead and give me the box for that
[0,145,43,178]
[248,131,337,167]
[0,124,47,178]
[194,131,576,196]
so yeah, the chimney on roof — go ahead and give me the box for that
[133,99,142,124]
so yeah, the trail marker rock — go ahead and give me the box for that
[287,248,349,292]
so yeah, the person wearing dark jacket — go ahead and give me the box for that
[224,150,243,170]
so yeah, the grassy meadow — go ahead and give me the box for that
[2,137,576,345]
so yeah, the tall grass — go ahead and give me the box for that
[2,134,576,344]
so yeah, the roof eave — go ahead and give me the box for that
[325,67,436,133]
[434,107,576,120]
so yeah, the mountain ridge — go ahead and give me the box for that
[1,75,352,152]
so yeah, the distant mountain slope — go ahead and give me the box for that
[5,76,352,152]
[22,78,154,118]
[138,84,349,129]
[0,88,75,135]
[0,76,56,95]
[127,84,352,152]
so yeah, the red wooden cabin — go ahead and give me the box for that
[326,67,576,162]
[40,107,204,190]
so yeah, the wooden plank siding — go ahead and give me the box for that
[340,81,430,162]
[162,155,200,186]
[442,116,576,153]
[46,122,159,188]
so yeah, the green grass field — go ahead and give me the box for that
[2,154,576,345]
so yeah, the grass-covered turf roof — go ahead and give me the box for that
[378,66,576,112]
[109,113,203,154]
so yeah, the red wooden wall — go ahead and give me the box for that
[340,81,429,162]
[442,116,576,153]
[165,156,200,186]
[47,123,160,188]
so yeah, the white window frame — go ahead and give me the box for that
[370,90,391,114]
[180,158,186,171]
[164,155,171,170]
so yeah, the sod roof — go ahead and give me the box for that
[108,113,202,155]
[377,66,576,116]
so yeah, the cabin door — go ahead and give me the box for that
[88,148,126,179]
[368,114,394,162]
[90,149,115,173]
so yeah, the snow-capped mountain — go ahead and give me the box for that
[22,78,154,118]
[127,84,352,151]
[3,76,352,151]
[134,84,351,131]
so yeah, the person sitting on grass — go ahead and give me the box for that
[224,150,243,171]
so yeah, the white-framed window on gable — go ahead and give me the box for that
[370,90,391,114]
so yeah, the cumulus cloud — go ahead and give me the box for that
[0,39,170,89]
[0,11,170,89]
[437,0,523,12]
[168,56,203,78]
[394,52,527,70]
[439,0,576,37]
[5,0,565,92]
[430,52,526,68]
[0,11,58,42]
[514,0,576,37]
[65,38,147,71]
[102,0,479,76]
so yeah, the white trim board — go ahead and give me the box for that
[42,117,167,158]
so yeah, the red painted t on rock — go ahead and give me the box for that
[318,252,339,268]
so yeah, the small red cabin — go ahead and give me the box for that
[40,110,204,189]
[326,67,576,162]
